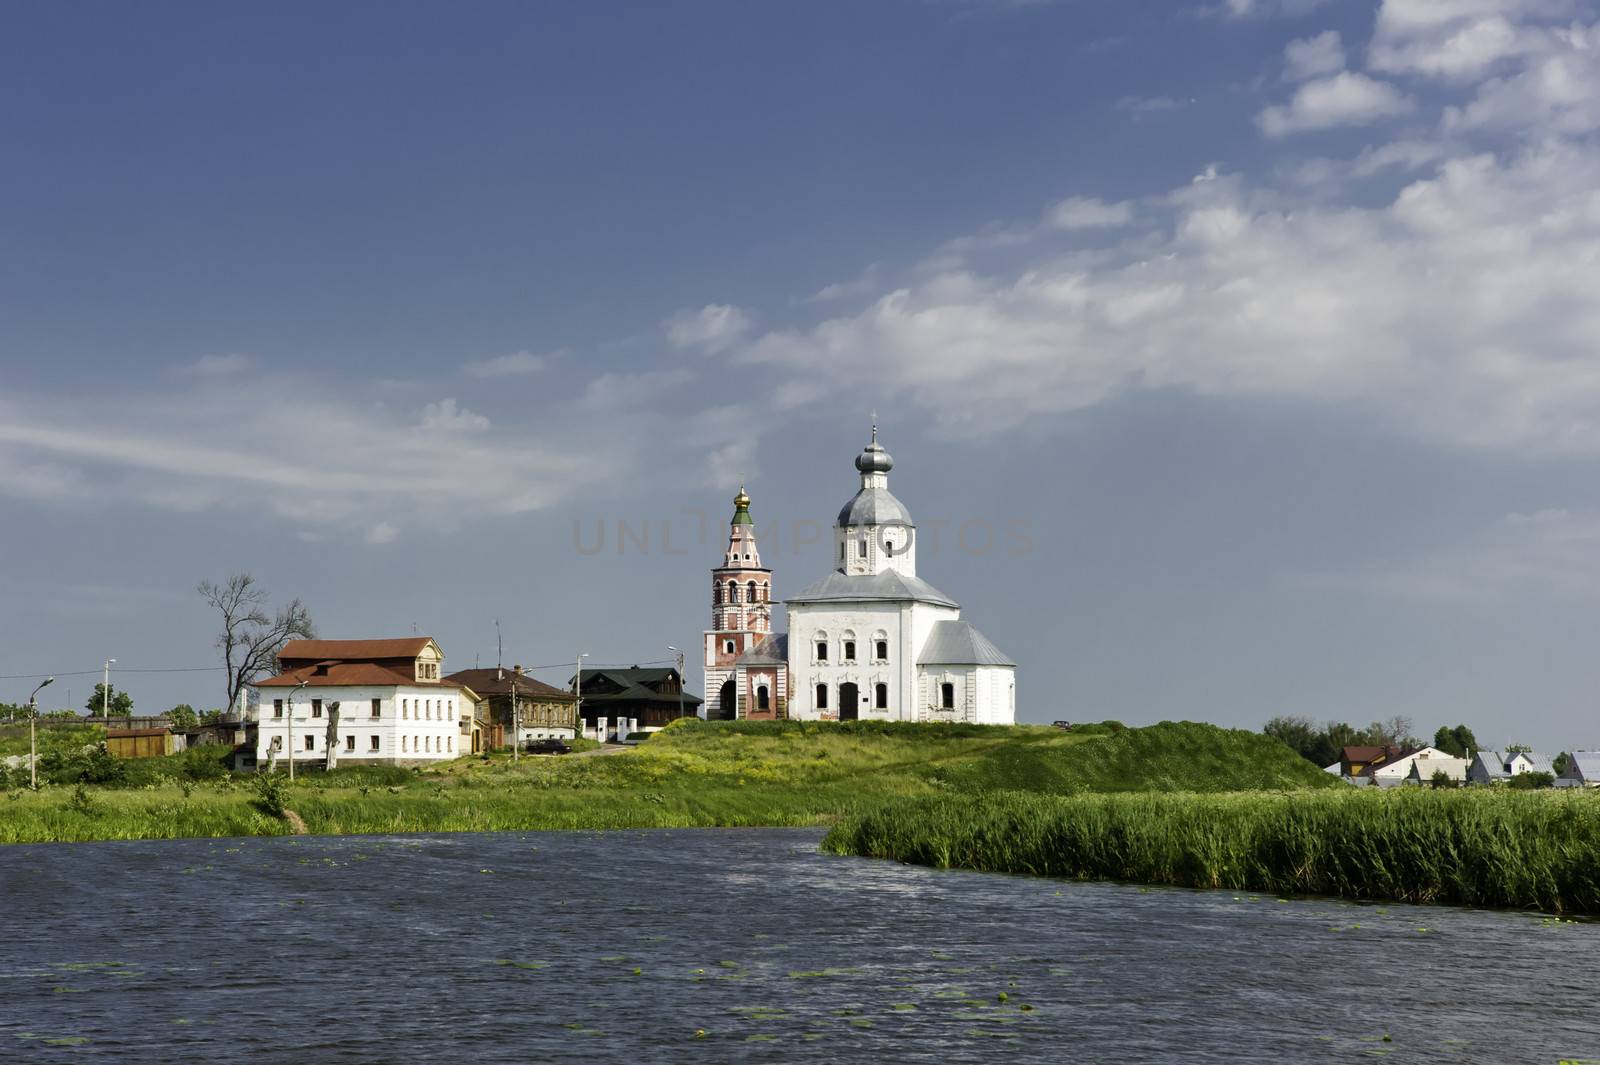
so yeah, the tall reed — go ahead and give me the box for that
[822,789,1600,914]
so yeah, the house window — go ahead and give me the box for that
[816,684,828,710]
[271,736,283,750]
[816,641,828,662]
[876,640,888,661]
[425,700,432,720]
[941,682,955,710]
[304,734,315,751]
[875,683,888,709]
[273,699,284,718]
[345,734,355,752]
[402,736,408,753]
[843,641,856,663]
[757,685,770,711]
[311,699,323,718]
[371,698,381,718]
[370,735,380,752]
[447,737,453,753]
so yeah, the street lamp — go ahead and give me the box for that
[667,646,686,725]
[102,659,116,721]
[28,677,54,791]
[288,679,308,782]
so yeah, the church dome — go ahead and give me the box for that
[837,487,911,528]
[855,439,893,475]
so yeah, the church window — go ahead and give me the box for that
[941,682,956,710]
[816,641,828,662]
[725,640,735,654]
[843,640,856,662]
[729,582,740,603]
[875,683,888,710]
[859,537,867,557]
[757,685,770,711]
[885,539,894,557]
[876,640,889,661]
[816,684,828,710]
[840,542,846,561]
[747,580,757,603]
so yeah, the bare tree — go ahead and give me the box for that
[198,573,316,715]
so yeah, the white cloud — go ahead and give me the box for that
[177,353,251,377]
[418,398,490,433]
[464,350,552,377]
[1284,30,1345,81]
[1217,0,1333,17]
[1257,72,1416,136]
[665,304,754,353]
[1048,196,1136,230]
[804,263,883,304]
[578,368,694,410]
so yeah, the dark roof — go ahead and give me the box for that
[736,634,788,666]
[445,668,574,701]
[787,569,959,608]
[917,621,1015,666]
[573,668,703,707]
[1342,745,1401,763]
[278,638,437,661]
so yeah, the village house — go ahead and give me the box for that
[703,428,1016,724]
[250,638,480,768]
[1557,751,1600,788]
[571,666,701,739]
[1406,755,1470,786]
[1466,749,1555,785]
[1337,745,1404,780]
[444,665,579,747]
[1366,747,1454,787]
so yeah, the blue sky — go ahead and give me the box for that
[4,0,1600,751]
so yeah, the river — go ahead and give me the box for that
[1,828,1596,1062]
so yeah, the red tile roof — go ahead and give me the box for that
[255,662,468,689]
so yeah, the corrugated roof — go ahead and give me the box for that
[736,634,788,666]
[787,569,959,608]
[1564,751,1600,780]
[279,638,437,661]
[917,620,1015,666]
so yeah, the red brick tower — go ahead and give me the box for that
[702,487,772,720]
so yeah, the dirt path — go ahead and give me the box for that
[282,809,309,834]
[571,744,633,758]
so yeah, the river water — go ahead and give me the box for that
[1,828,1596,1063]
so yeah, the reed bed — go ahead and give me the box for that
[821,788,1600,914]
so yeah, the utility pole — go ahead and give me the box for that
[28,677,54,791]
[289,680,307,781]
[668,646,686,724]
[574,653,588,740]
[510,669,520,764]
[102,658,116,722]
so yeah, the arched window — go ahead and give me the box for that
[884,539,895,557]
[816,684,828,710]
[728,581,739,603]
[402,700,409,720]
[875,637,889,662]
[840,542,846,561]
[941,682,955,710]
[402,736,408,753]
[747,580,757,603]
[714,584,721,604]
[842,631,857,662]
[815,638,828,662]
[757,685,770,711]
[875,683,888,709]
[725,639,735,654]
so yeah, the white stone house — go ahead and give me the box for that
[251,638,478,768]
[1366,747,1452,787]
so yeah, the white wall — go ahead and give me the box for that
[253,684,465,765]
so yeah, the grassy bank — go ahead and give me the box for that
[0,719,1334,844]
[822,789,1600,914]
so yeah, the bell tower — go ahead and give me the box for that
[702,487,772,720]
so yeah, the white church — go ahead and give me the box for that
[703,429,1016,725]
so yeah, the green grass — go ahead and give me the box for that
[0,718,1335,844]
[821,788,1600,914]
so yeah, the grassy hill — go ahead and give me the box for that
[0,719,1334,844]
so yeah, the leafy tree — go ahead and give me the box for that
[1263,716,1322,763]
[167,704,199,730]
[1508,770,1556,790]
[199,709,225,726]
[85,683,133,717]
[0,702,25,722]
[1431,724,1479,758]
[1368,716,1419,749]
[199,573,315,714]
[1553,752,1572,776]
[1504,743,1532,754]
[1429,768,1459,789]
[44,709,81,720]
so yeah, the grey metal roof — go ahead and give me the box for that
[1514,751,1555,775]
[786,569,959,608]
[1470,752,1511,779]
[837,487,913,528]
[917,620,1015,667]
[736,634,788,666]
[1564,751,1600,781]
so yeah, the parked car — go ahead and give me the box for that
[524,737,572,755]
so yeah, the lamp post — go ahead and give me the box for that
[102,658,116,722]
[509,668,521,764]
[667,646,686,725]
[28,677,54,791]
[574,652,588,740]
[288,679,308,782]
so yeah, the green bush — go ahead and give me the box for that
[1508,771,1556,790]
[252,772,290,818]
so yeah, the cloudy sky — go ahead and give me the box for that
[3,0,1599,750]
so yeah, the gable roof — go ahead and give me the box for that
[917,620,1015,666]
[445,668,574,701]
[1470,751,1511,778]
[573,668,704,707]
[1564,751,1600,780]
[256,662,470,689]
[786,569,959,609]
[278,638,438,662]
